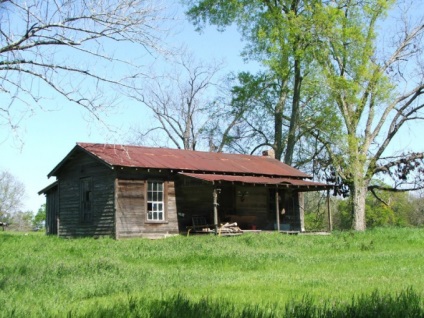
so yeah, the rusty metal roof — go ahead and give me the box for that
[48,142,312,178]
[180,173,330,191]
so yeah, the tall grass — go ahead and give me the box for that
[0,228,423,317]
[64,288,424,318]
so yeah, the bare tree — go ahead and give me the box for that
[0,170,25,221]
[129,51,224,150]
[0,0,169,142]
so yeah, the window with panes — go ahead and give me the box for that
[146,181,165,221]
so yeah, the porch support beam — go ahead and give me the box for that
[275,188,280,232]
[327,189,332,232]
[213,188,219,235]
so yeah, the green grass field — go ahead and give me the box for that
[1,228,423,317]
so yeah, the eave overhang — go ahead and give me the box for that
[179,172,331,191]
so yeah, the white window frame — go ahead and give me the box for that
[146,181,166,222]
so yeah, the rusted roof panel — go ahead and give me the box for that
[180,173,330,190]
[74,143,311,178]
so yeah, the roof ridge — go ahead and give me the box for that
[42,142,312,179]
[76,142,279,160]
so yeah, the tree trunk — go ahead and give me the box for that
[351,182,368,231]
[284,57,302,165]
[274,91,285,161]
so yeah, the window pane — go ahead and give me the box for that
[147,181,165,221]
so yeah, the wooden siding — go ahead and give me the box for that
[175,176,302,231]
[175,176,215,229]
[282,191,301,231]
[50,152,303,237]
[115,179,179,238]
[45,186,59,235]
[56,150,116,238]
[232,186,270,229]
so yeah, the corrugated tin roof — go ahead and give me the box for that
[180,173,330,190]
[58,142,310,178]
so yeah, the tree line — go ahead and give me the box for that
[305,188,424,231]
[0,170,45,230]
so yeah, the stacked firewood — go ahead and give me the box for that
[218,222,242,234]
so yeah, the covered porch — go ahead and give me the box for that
[177,173,332,235]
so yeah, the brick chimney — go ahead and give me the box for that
[262,148,275,159]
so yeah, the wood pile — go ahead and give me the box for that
[187,222,244,236]
[218,222,243,235]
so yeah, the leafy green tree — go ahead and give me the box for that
[10,211,34,231]
[407,192,424,227]
[303,191,334,231]
[0,170,25,221]
[334,182,416,229]
[33,204,46,230]
[313,0,424,230]
[185,0,329,165]
[185,0,424,232]
[206,70,341,166]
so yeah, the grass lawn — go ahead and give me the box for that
[0,228,423,317]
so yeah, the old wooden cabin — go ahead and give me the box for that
[39,143,329,238]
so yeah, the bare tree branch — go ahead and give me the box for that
[128,50,224,150]
[0,0,170,140]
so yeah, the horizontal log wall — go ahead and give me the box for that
[45,186,58,235]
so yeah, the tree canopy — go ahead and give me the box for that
[0,170,25,220]
[184,0,424,230]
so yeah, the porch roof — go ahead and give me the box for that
[179,173,331,191]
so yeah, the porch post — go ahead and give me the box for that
[275,189,280,232]
[327,189,332,232]
[213,188,219,235]
[298,192,305,232]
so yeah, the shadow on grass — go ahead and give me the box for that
[72,287,422,318]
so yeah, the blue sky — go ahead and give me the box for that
[0,3,254,213]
